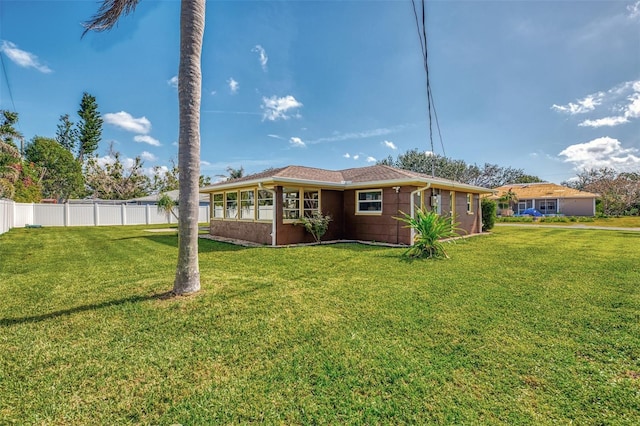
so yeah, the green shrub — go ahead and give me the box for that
[395,209,462,259]
[497,216,534,223]
[299,211,332,242]
[481,198,496,231]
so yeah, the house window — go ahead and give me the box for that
[225,192,238,219]
[303,190,320,217]
[257,190,273,220]
[283,187,300,219]
[212,193,224,218]
[357,190,382,214]
[538,200,556,214]
[240,190,255,219]
[466,193,473,214]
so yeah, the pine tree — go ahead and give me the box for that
[55,114,78,153]
[76,92,103,162]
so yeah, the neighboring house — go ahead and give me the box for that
[200,164,493,246]
[127,189,210,206]
[491,183,597,216]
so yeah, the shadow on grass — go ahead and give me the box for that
[0,291,174,327]
[116,234,248,252]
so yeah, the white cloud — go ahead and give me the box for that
[578,116,629,127]
[140,151,157,162]
[261,95,303,121]
[559,137,640,171]
[628,1,640,19]
[289,137,305,147]
[252,45,268,71]
[104,111,152,134]
[425,150,435,157]
[306,124,409,144]
[353,154,360,160]
[201,160,211,166]
[211,90,217,96]
[267,134,284,140]
[228,78,239,94]
[343,153,351,158]
[167,75,178,88]
[553,80,640,128]
[133,135,161,147]
[551,93,604,115]
[383,140,397,150]
[0,40,52,73]
[366,156,377,163]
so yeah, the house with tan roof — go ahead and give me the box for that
[200,164,493,246]
[491,183,597,216]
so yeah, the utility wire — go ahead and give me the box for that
[411,0,445,176]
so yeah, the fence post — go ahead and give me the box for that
[94,203,99,226]
[121,204,127,225]
[145,204,150,225]
[64,202,70,227]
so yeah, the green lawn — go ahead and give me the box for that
[1,225,639,424]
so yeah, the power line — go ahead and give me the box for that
[411,0,445,175]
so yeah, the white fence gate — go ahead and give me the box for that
[0,199,209,236]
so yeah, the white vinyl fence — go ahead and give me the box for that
[0,199,209,236]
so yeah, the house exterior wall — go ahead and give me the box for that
[274,187,344,245]
[209,220,272,245]
[456,192,482,234]
[558,198,595,216]
[343,186,413,245]
[207,184,484,246]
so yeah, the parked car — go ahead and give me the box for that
[521,208,544,217]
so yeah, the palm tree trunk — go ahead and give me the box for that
[174,0,205,295]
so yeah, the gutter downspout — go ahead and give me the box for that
[260,183,277,246]
[409,184,431,245]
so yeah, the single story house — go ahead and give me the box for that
[200,164,493,246]
[126,189,210,206]
[491,183,598,216]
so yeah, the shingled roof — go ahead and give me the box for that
[491,183,598,199]
[201,164,493,193]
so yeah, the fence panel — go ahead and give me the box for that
[69,205,95,226]
[199,206,210,222]
[34,204,65,226]
[126,205,148,225]
[13,203,34,227]
[97,205,123,226]
[0,199,14,235]
[2,201,210,232]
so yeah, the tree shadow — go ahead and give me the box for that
[115,234,248,252]
[0,291,174,327]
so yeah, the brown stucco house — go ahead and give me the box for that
[200,164,493,246]
[491,183,597,216]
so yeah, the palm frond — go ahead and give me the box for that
[82,0,141,36]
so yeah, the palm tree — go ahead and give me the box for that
[85,0,205,295]
[498,189,518,216]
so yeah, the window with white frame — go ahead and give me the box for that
[240,190,255,219]
[225,192,238,219]
[257,190,273,220]
[357,190,383,213]
[538,199,556,214]
[212,193,224,218]
[466,193,473,214]
[283,187,300,219]
[303,190,319,217]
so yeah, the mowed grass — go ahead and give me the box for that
[0,225,639,424]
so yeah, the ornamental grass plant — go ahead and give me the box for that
[395,208,462,259]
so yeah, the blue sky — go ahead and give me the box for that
[1,0,639,184]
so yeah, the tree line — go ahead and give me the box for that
[380,148,640,216]
[378,148,542,188]
[0,94,211,203]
